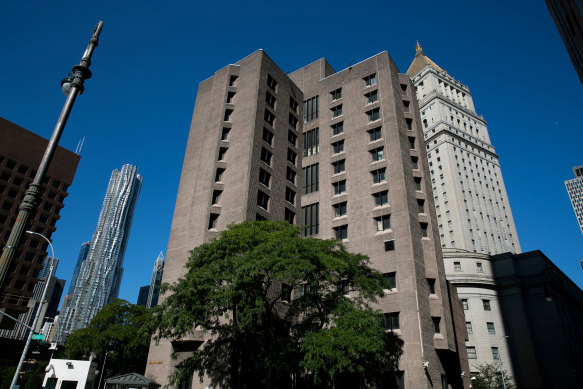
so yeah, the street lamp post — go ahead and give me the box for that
[10,231,56,389]
[0,21,103,293]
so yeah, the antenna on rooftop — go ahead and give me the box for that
[75,137,85,155]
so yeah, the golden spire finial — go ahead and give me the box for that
[416,41,423,54]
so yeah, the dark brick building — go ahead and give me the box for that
[0,116,80,328]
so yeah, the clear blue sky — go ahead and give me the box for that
[1,0,582,305]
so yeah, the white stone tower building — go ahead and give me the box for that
[407,44,519,378]
[407,43,520,255]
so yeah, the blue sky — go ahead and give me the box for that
[1,0,582,304]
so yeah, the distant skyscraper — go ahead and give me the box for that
[68,241,91,296]
[137,286,149,307]
[407,43,520,255]
[146,251,164,308]
[55,164,142,343]
[565,165,583,234]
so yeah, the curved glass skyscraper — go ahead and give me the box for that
[56,164,142,343]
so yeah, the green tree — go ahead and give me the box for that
[152,221,403,389]
[64,299,154,378]
[471,363,515,389]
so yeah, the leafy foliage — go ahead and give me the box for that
[471,363,515,389]
[63,299,154,378]
[152,221,403,389]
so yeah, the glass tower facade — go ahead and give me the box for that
[55,164,142,343]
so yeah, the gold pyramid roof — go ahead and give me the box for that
[406,42,444,77]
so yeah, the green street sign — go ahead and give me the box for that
[32,334,44,340]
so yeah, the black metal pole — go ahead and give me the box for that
[0,21,103,295]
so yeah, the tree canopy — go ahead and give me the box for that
[471,363,515,389]
[152,221,403,389]
[64,299,154,379]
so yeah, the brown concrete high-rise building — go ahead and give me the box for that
[0,116,80,329]
[146,50,469,388]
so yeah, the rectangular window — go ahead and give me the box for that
[364,73,377,87]
[266,91,276,107]
[267,74,277,90]
[366,90,378,104]
[208,213,219,230]
[288,130,297,146]
[331,104,343,117]
[384,240,395,251]
[285,187,296,204]
[264,109,275,126]
[374,191,388,207]
[432,317,441,333]
[262,127,274,145]
[411,156,419,169]
[287,148,297,164]
[284,208,295,224]
[286,167,296,184]
[218,127,230,142]
[229,75,238,86]
[370,147,384,162]
[303,128,319,156]
[226,91,235,104]
[487,322,496,335]
[333,180,346,195]
[218,147,228,161]
[466,322,473,334]
[304,96,319,122]
[428,278,436,294]
[492,347,500,360]
[290,97,298,112]
[414,177,422,191]
[382,312,399,330]
[281,283,291,302]
[334,225,348,240]
[302,203,319,237]
[257,190,269,210]
[406,118,413,131]
[368,127,382,141]
[400,83,408,94]
[367,108,380,122]
[259,168,271,187]
[331,88,342,101]
[260,147,272,165]
[332,140,344,154]
[483,299,491,311]
[454,262,462,272]
[467,347,477,359]
[384,272,396,289]
[403,100,410,112]
[302,163,319,194]
[375,215,391,231]
[333,202,347,217]
[477,262,484,272]
[408,136,416,149]
[417,199,425,213]
[421,222,428,238]
[289,113,298,129]
[332,159,346,174]
[224,109,233,121]
[212,190,222,205]
[462,299,468,310]
[332,121,344,136]
[215,168,225,182]
[371,168,386,184]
